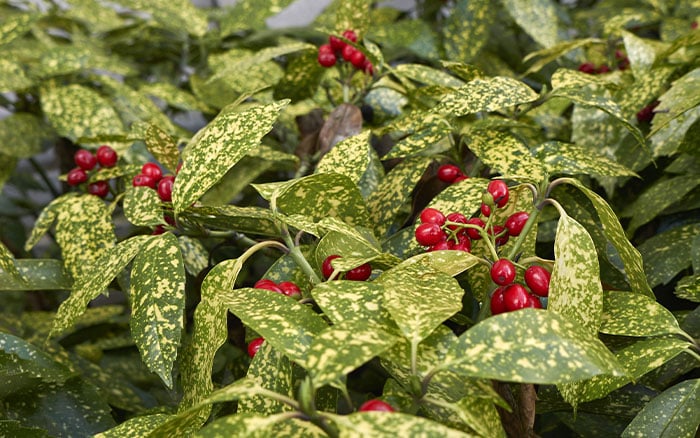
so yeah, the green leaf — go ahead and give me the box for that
[124,186,164,227]
[115,0,208,37]
[650,106,700,158]
[621,30,664,77]
[274,50,326,103]
[0,259,71,291]
[306,319,400,388]
[35,45,132,78]
[173,101,287,212]
[427,177,490,219]
[219,0,296,34]
[444,309,625,384]
[675,275,700,303]
[312,280,395,327]
[0,241,21,283]
[377,260,464,345]
[401,250,481,278]
[622,379,700,438]
[130,233,185,389]
[333,0,371,36]
[620,175,700,236]
[177,236,208,277]
[523,38,603,75]
[650,68,700,137]
[50,235,150,338]
[436,76,538,116]
[196,413,326,438]
[41,84,124,143]
[180,205,280,237]
[331,411,470,437]
[549,212,603,334]
[600,291,685,337]
[383,114,453,159]
[0,113,49,158]
[238,343,294,415]
[503,0,560,48]
[0,12,38,46]
[0,421,50,438]
[467,130,546,183]
[0,58,32,91]
[145,124,180,173]
[394,64,465,88]
[95,414,172,438]
[443,0,495,63]
[140,83,211,113]
[533,141,638,177]
[316,131,371,184]
[637,223,700,289]
[564,178,654,297]
[0,332,73,384]
[208,43,315,84]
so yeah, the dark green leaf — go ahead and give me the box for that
[503,0,561,48]
[179,205,280,237]
[331,411,470,437]
[0,332,73,384]
[443,0,495,63]
[601,291,685,337]
[533,141,638,177]
[0,259,71,291]
[638,223,700,288]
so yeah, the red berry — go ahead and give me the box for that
[278,281,302,299]
[88,180,109,198]
[319,43,334,54]
[596,64,610,74]
[318,51,337,67]
[350,50,366,69]
[341,44,357,62]
[636,101,659,124]
[465,218,485,240]
[322,255,342,279]
[490,259,516,286]
[452,234,471,252]
[480,203,491,217]
[329,35,345,52]
[74,149,97,170]
[247,337,264,358]
[505,211,529,236]
[157,175,175,202]
[164,214,176,226]
[489,225,509,246]
[445,212,467,231]
[132,174,156,188]
[453,175,468,183]
[487,180,509,208]
[525,293,543,309]
[66,167,88,186]
[342,29,358,43]
[362,59,374,75]
[358,399,394,412]
[428,241,450,252]
[420,208,446,226]
[152,225,166,235]
[437,164,461,183]
[96,145,118,168]
[346,263,372,281]
[524,265,551,297]
[176,162,183,174]
[490,286,507,315]
[503,283,530,312]
[254,279,283,294]
[578,62,596,74]
[692,21,698,29]
[415,223,446,247]
[141,163,163,182]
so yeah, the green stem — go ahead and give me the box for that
[280,224,322,285]
[420,366,442,395]
[225,240,288,288]
[256,388,302,410]
[506,207,541,261]
[410,339,419,376]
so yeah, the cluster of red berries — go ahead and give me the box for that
[489,262,551,314]
[66,145,118,197]
[578,50,629,75]
[132,162,175,203]
[317,29,374,75]
[415,180,529,251]
[253,278,303,300]
[321,254,372,281]
[436,164,468,184]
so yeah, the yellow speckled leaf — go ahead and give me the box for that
[443,0,495,63]
[316,131,371,184]
[503,0,561,48]
[196,412,327,438]
[0,241,21,282]
[600,291,686,337]
[116,0,208,37]
[124,186,164,227]
[95,414,172,438]
[0,12,38,47]
[331,411,470,438]
[467,130,546,183]
[238,343,294,415]
[437,76,538,117]
[0,58,32,91]
[0,113,49,158]
[145,124,180,173]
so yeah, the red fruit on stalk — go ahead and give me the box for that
[329,35,345,52]
[490,259,516,286]
[157,175,175,202]
[350,50,366,69]
[66,167,88,186]
[445,212,467,231]
[322,254,342,279]
[505,211,529,236]
[358,399,394,412]
[88,181,109,198]
[247,337,264,358]
[96,145,118,168]
[437,164,461,183]
[465,217,485,240]
[503,283,531,312]
[318,51,337,67]
[342,44,357,62]
[345,263,372,281]
[342,29,358,43]
[141,162,163,182]
[132,174,156,189]
[490,286,507,315]
[278,281,302,299]
[578,62,596,74]
[254,279,283,294]
[487,180,509,208]
[415,223,446,246]
[420,208,446,226]
[74,149,97,170]
[524,265,551,297]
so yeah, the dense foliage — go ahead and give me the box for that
[1,0,699,436]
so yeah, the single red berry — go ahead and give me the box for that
[362,59,374,75]
[524,293,543,309]
[346,263,372,281]
[278,281,302,299]
[491,259,516,286]
[164,214,176,226]
[453,175,468,183]
[66,167,88,186]
[503,283,531,312]
[445,212,467,231]
[428,241,451,252]
[254,279,283,294]
[636,101,659,124]
[342,29,358,43]
[505,211,529,236]
[524,265,551,297]
[350,50,366,69]
[490,286,507,315]
[415,223,446,246]
[578,62,596,74]
[132,174,156,188]
[322,254,342,279]
[480,203,491,217]
[318,51,337,67]
[341,44,358,62]
[487,180,509,208]
[141,162,163,182]
[96,145,118,168]
[88,180,109,198]
[596,64,610,74]
[618,57,630,70]
[452,234,471,252]
[329,35,345,52]
[176,162,183,174]
[465,218,485,240]
[419,208,446,226]
[247,337,264,358]
[358,399,394,412]
[318,43,334,54]
[157,175,175,202]
[488,225,509,246]
[74,149,97,170]
[152,225,165,235]
[437,164,461,183]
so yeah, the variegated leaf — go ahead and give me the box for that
[0,241,21,283]
[173,101,287,212]
[208,43,315,84]
[401,250,481,278]
[41,84,123,143]
[130,233,185,389]
[222,288,328,368]
[424,395,505,438]
[115,0,208,37]
[124,186,164,227]
[427,177,489,218]
[0,259,71,291]
[195,413,326,438]
[383,115,453,159]
[600,291,685,337]
[444,309,625,384]
[503,0,560,48]
[35,45,132,78]
[620,175,700,236]
[621,30,663,76]
[0,113,49,158]
[238,343,294,415]
[274,49,326,102]
[564,179,654,297]
[50,235,150,338]
[437,76,538,116]
[311,280,396,327]
[306,319,400,388]
[637,223,700,289]
[622,379,700,438]
[548,212,603,335]
[219,0,296,34]
[0,58,32,91]
[378,260,464,344]
[650,106,700,158]
[523,38,603,75]
[179,205,280,237]
[316,131,371,184]
[333,0,371,36]
[140,83,211,113]
[394,64,464,88]
[0,153,16,192]
[675,275,700,303]
[145,124,180,173]
[443,0,494,63]
[0,332,73,384]
[650,68,700,136]
[330,411,470,438]
[177,236,208,277]
[467,130,546,183]
[0,12,37,46]
[533,141,638,177]
[95,414,172,438]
